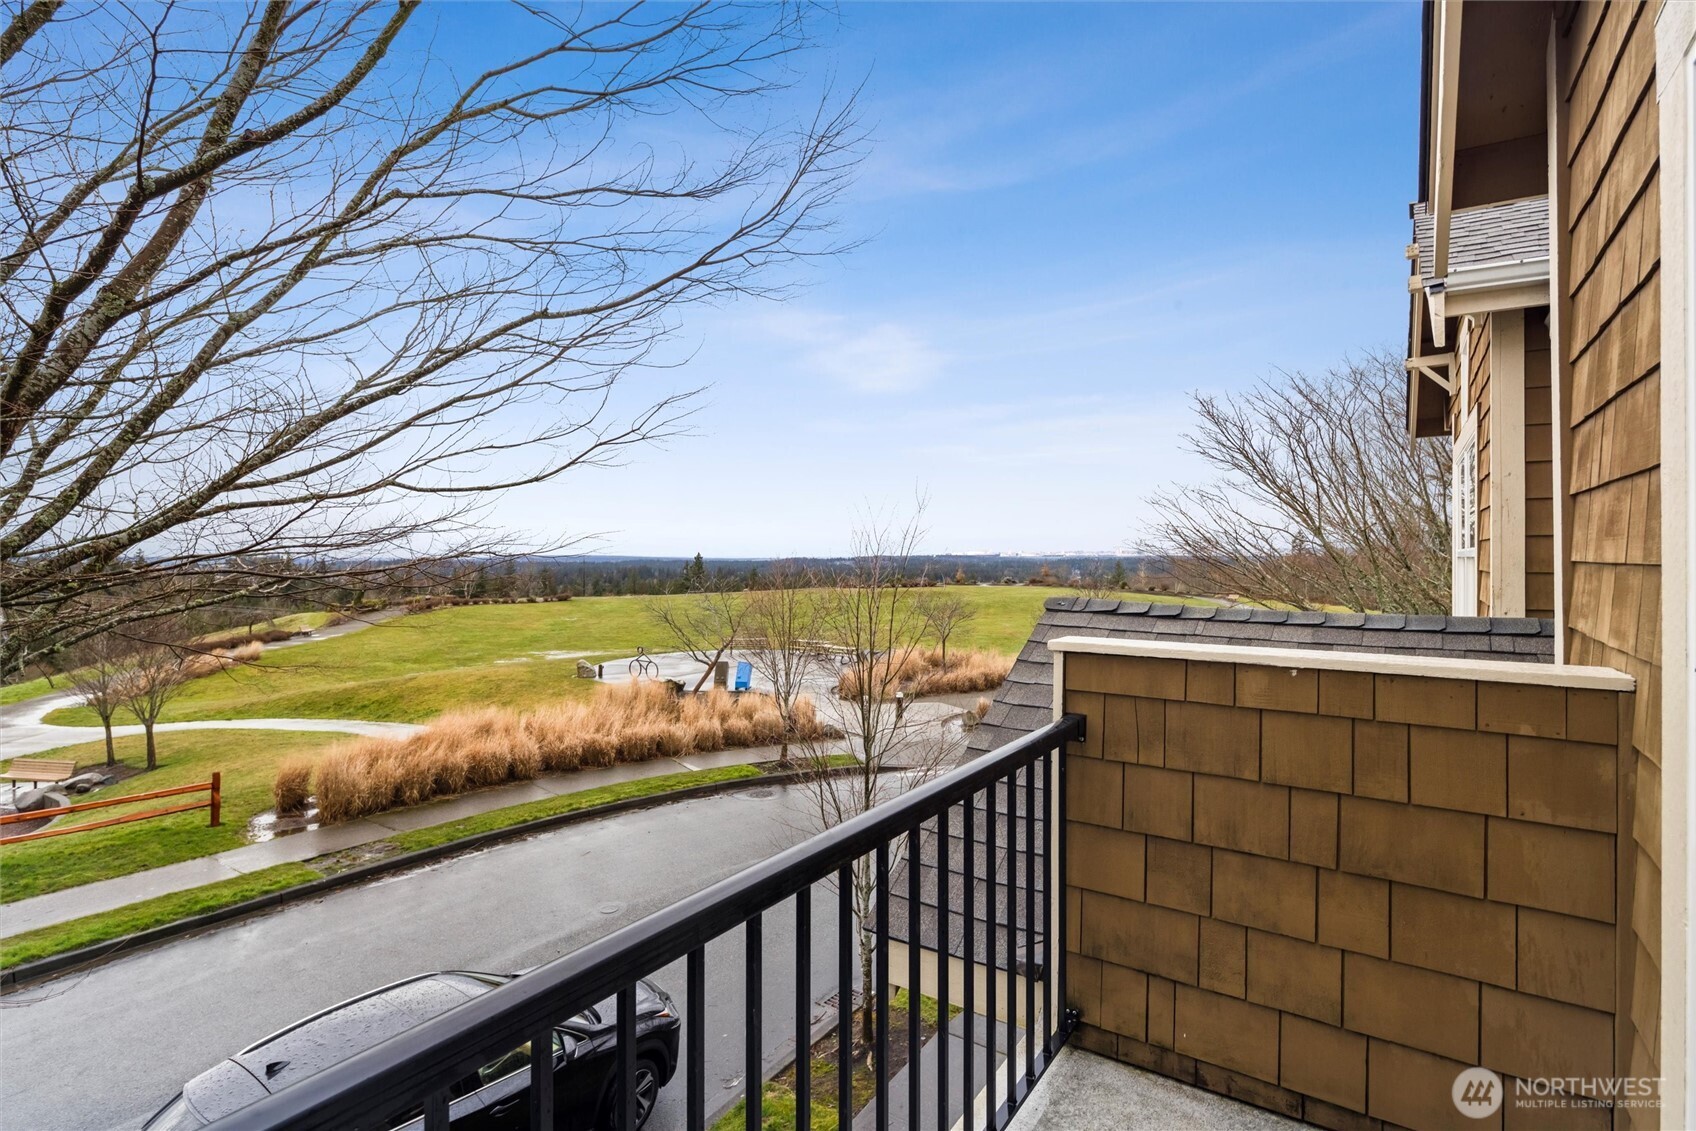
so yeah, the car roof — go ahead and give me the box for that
[185,971,501,1116]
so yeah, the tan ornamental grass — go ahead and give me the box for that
[272,755,315,814]
[836,648,1011,700]
[295,680,827,823]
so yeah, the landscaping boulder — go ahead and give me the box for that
[62,772,111,794]
[576,659,596,678]
[11,788,69,813]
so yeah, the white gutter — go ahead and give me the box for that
[1426,256,1552,342]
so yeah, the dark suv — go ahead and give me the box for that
[142,971,680,1130]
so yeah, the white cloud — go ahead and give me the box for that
[755,310,946,393]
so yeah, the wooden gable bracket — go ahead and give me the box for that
[1407,353,1455,393]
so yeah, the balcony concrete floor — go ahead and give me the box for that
[1008,1047,1305,1130]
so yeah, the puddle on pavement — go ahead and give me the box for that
[248,805,322,842]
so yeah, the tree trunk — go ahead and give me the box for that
[859,941,876,1052]
[144,722,157,771]
[102,718,115,767]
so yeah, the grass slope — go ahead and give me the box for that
[384,764,760,853]
[39,587,1191,727]
[0,730,344,903]
[0,862,321,967]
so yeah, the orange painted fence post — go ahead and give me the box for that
[0,772,224,845]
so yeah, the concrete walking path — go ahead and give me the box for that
[0,691,424,758]
[0,608,419,758]
[0,743,790,940]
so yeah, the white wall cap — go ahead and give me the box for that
[1046,635,1635,692]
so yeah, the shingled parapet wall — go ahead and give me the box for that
[1052,638,1638,1131]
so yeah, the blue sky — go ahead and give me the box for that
[467,2,1422,557]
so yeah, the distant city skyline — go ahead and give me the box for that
[432,3,1420,557]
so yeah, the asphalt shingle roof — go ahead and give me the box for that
[1413,196,1549,286]
[968,597,1553,757]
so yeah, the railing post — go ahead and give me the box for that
[795,887,811,1131]
[1056,725,1073,1045]
[618,984,637,1130]
[209,772,221,828]
[745,914,763,1131]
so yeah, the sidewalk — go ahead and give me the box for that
[0,744,781,940]
[1,691,422,760]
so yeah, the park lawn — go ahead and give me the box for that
[0,612,341,707]
[41,596,666,726]
[35,587,1205,728]
[0,730,345,904]
[2,674,70,705]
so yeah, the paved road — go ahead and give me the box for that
[0,784,853,1131]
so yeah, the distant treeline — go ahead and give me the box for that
[430,553,1186,599]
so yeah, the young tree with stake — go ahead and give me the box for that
[793,508,960,1051]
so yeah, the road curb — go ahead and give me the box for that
[0,765,852,993]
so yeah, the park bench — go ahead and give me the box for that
[1,758,77,789]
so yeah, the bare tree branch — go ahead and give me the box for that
[1141,350,1451,613]
[1,2,862,673]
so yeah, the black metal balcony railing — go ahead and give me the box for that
[207,714,1084,1131]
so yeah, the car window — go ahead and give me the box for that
[476,1033,569,1088]
[478,1041,531,1086]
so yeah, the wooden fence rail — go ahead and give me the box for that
[0,773,221,845]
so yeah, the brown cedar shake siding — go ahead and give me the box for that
[1558,2,1663,1109]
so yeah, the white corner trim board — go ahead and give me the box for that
[1045,635,1636,692]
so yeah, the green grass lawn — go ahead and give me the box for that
[383,764,761,854]
[37,587,1193,727]
[2,673,70,705]
[0,730,345,903]
[0,611,341,706]
[0,862,322,967]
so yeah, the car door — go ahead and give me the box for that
[456,1032,597,1131]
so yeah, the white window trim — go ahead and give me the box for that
[1452,317,1480,616]
[1652,5,1696,1120]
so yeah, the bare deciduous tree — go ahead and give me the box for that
[119,637,191,772]
[793,508,959,1049]
[65,631,133,768]
[645,580,749,694]
[0,2,861,674]
[914,589,975,669]
[740,559,825,767]
[1142,350,1451,613]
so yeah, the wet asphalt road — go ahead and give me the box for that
[0,784,853,1131]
